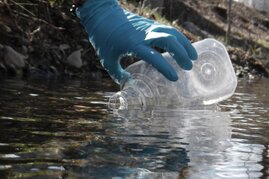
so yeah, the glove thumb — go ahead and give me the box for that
[101,55,131,84]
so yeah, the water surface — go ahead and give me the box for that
[0,78,268,178]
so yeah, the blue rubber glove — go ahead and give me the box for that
[77,0,198,84]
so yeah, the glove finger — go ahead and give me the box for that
[102,55,131,84]
[134,44,178,81]
[152,26,198,60]
[148,33,193,70]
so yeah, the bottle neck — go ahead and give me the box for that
[108,87,146,110]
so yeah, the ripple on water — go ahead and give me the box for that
[0,79,268,178]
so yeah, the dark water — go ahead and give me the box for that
[0,78,268,179]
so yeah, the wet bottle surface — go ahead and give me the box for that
[108,39,238,110]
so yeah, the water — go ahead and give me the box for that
[0,78,268,178]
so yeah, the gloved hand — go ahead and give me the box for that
[76,0,198,84]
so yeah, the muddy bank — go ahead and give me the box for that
[0,0,107,81]
[0,0,268,82]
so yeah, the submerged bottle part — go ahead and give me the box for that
[108,38,238,110]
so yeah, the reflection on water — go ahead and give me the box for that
[114,108,233,178]
[0,78,268,178]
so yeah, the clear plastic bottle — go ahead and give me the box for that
[108,38,237,110]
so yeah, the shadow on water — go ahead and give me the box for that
[0,77,268,178]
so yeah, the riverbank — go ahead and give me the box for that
[0,0,268,82]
